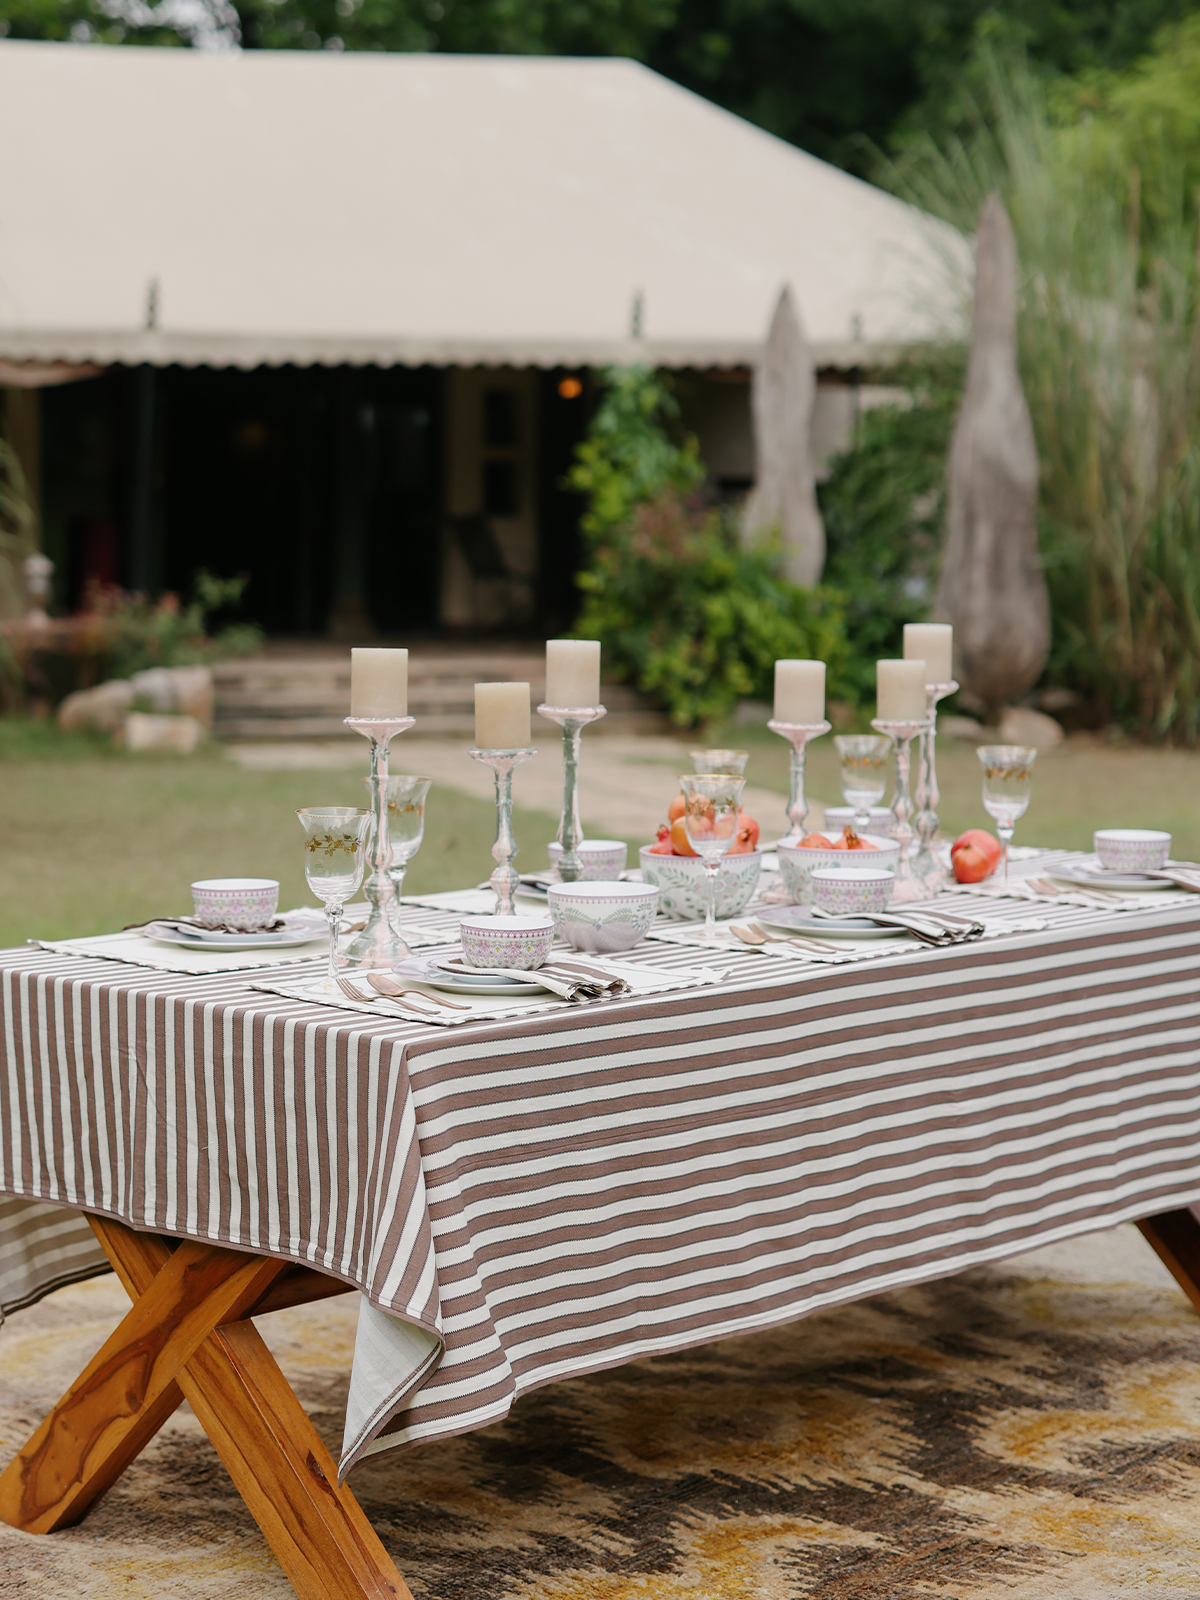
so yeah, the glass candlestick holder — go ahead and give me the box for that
[470,747,537,916]
[871,715,934,901]
[912,679,958,885]
[344,714,417,966]
[766,718,831,844]
[536,703,606,881]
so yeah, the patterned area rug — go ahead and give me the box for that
[2,1226,1199,1599]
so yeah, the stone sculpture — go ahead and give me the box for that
[935,192,1049,724]
[744,286,826,587]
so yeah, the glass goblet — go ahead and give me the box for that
[689,749,749,776]
[834,734,892,832]
[297,807,372,986]
[976,745,1037,883]
[680,772,746,939]
[364,775,433,904]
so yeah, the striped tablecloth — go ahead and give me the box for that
[4,894,1200,1480]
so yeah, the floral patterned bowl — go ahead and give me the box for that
[823,807,894,838]
[637,847,761,921]
[776,835,899,906]
[546,839,629,880]
[547,880,659,953]
[810,866,894,916]
[1093,829,1171,872]
[459,913,555,970]
[191,877,279,931]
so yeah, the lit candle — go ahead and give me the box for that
[877,659,928,721]
[903,623,953,685]
[774,660,825,724]
[350,648,407,718]
[475,683,531,750]
[545,640,601,708]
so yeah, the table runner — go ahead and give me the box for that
[4,898,1200,1480]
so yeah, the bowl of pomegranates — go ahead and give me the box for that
[777,827,900,906]
[638,847,762,920]
[639,787,763,919]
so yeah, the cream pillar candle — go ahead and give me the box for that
[475,683,531,750]
[545,640,601,708]
[350,647,407,718]
[903,623,954,684]
[773,660,825,724]
[877,659,928,721]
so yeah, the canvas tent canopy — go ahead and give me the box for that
[0,40,958,373]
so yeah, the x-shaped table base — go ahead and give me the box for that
[0,1214,413,1600]
[3,1205,1200,1599]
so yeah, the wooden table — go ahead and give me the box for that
[4,896,1200,1599]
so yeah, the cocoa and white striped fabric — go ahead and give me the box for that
[4,899,1200,1479]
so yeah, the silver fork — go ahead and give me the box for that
[733,922,851,958]
[1028,876,1123,905]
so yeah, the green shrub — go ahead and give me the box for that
[78,572,264,681]
[570,366,850,727]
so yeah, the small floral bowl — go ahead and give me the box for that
[547,880,659,953]
[811,865,894,916]
[191,877,279,931]
[1093,829,1171,872]
[459,913,555,970]
[777,835,899,906]
[823,807,894,837]
[637,846,761,921]
[547,839,629,880]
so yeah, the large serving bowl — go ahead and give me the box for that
[459,913,554,970]
[191,877,279,931]
[777,834,899,906]
[638,846,761,921]
[547,880,659,953]
[1093,828,1171,872]
[546,839,629,880]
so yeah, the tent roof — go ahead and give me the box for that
[0,40,961,372]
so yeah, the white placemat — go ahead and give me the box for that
[36,901,458,975]
[250,953,733,1025]
[646,906,1050,964]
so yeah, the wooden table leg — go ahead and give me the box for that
[1137,1204,1200,1316]
[0,1215,416,1600]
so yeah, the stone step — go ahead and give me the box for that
[212,652,669,740]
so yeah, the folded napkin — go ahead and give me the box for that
[1145,866,1200,892]
[123,915,292,936]
[815,907,986,945]
[428,955,632,1003]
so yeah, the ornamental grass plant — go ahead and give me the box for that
[884,49,1200,744]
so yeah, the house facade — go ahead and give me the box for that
[0,41,956,636]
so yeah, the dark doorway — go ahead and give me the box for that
[159,364,443,636]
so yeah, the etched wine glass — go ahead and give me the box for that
[834,734,892,832]
[297,807,372,985]
[976,745,1037,883]
[680,772,746,940]
[364,775,433,904]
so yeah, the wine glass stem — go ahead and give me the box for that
[705,858,719,938]
[999,825,1014,883]
[854,806,869,831]
[326,905,342,984]
[388,861,407,903]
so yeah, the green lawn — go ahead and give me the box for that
[709,721,1200,856]
[0,726,569,947]
[4,718,1199,948]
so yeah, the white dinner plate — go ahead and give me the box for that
[392,951,552,996]
[754,908,907,940]
[143,915,327,951]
